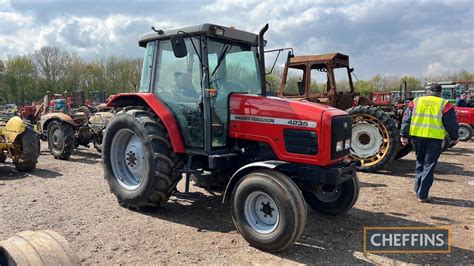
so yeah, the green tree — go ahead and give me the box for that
[6,55,37,104]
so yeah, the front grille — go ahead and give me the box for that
[283,129,318,155]
[331,115,352,159]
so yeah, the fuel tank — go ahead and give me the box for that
[229,94,350,167]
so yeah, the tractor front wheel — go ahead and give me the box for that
[458,123,472,141]
[231,169,307,252]
[102,109,183,208]
[302,174,360,215]
[47,120,75,160]
[347,106,398,172]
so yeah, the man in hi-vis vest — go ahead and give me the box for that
[400,83,459,203]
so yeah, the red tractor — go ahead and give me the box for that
[456,107,473,141]
[102,24,359,252]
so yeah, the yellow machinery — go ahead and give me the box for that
[0,116,39,171]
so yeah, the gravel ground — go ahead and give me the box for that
[1,141,473,264]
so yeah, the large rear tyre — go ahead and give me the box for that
[231,169,307,252]
[14,127,39,172]
[47,120,75,160]
[347,106,398,172]
[302,174,360,215]
[458,123,472,141]
[102,109,183,208]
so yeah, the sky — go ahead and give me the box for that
[0,0,473,79]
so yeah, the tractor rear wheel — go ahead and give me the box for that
[47,120,75,160]
[458,123,472,141]
[103,109,184,208]
[302,174,360,215]
[14,127,39,172]
[347,106,398,172]
[231,169,307,252]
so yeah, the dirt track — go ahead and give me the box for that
[1,142,473,264]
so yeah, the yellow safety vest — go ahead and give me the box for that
[409,96,447,139]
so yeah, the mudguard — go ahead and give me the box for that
[107,93,185,153]
[39,112,76,132]
[222,160,289,203]
[4,116,26,143]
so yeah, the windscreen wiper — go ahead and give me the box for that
[211,40,235,77]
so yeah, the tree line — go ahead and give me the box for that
[1,46,473,105]
[0,46,142,105]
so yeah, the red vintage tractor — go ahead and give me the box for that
[102,24,359,252]
[274,52,399,172]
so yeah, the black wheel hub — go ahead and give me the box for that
[260,202,275,217]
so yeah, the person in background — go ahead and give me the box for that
[456,93,467,107]
[400,83,459,203]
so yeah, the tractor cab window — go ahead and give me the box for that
[333,67,351,93]
[154,38,203,148]
[207,38,261,148]
[282,67,305,96]
[139,41,155,92]
[310,68,329,94]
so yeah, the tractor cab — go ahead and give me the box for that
[134,24,265,154]
[278,52,359,110]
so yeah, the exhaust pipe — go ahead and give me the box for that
[258,23,269,96]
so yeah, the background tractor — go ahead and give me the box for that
[0,116,39,172]
[22,91,113,159]
[102,23,359,252]
[275,52,399,172]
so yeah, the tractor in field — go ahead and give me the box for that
[102,23,359,252]
[22,91,113,159]
[274,52,399,172]
[0,116,39,172]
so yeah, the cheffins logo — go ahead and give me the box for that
[364,226,450,254]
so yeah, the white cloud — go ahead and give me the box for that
[0,0,473,79]
[424,62,448,77]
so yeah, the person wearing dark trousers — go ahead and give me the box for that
[400,83,459,203]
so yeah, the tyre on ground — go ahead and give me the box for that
[346,106,398,172]
[46,120,75,160]
[0,230,80,265]
[302,174,360,215]
[230,169,307,252]
[102,109,183,209]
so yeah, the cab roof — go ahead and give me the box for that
[289,53,350,69]
[138,23,258,47]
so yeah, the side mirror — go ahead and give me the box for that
[171,35,188,58]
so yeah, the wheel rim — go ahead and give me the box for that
[244,191,280,234]
[349,114,390,167]
[49,125,64,151]
[110,129,146,190]
[314,184,341,203]
[459,127,468,139]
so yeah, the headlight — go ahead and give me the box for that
[345,138,351,149]
[336,140,343,152]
